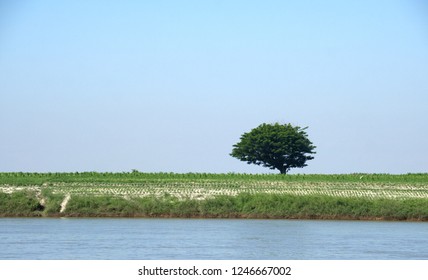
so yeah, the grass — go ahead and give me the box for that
[0,191,44,217]
[1,171,428,184]
[0,172,427,220]
[43,193,428,220]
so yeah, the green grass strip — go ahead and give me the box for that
[60,193,428,221]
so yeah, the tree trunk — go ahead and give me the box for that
[279,167,288,174]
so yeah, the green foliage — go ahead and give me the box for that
[1,172,428,185]
[0,191,43,216]
[200,195,239,216]
[0,189,427,220]
[50,193,428,220]
[223,193,428,220]
[41,189,64,214]
[230,123,316,174]
[64,195,141,216]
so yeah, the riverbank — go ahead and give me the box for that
[1,172,428,220]
[1,190,427,221]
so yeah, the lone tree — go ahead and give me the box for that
[230,123,316,174]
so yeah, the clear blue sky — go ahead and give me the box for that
[1,0,427,174]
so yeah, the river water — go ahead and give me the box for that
[0,218,427,260]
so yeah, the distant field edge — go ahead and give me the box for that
[1,171,428,183]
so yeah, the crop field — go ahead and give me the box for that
[1,172,428,220]
[2,180,428,201]
[1,172,428,200]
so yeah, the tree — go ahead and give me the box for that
[230,123,316,174]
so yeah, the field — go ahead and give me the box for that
[1,172,428,220]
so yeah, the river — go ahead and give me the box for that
[0,218,427,259]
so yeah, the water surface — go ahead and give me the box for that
[0,218,427,259]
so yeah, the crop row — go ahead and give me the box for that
[2,179,428,200]
[1,172,428,185]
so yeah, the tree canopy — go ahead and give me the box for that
[230,123,316,174]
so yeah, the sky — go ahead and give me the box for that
[1,0,427,174]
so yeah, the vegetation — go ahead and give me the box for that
[230,123,316,174]
[0,172,427,220]
[0,191,43,217]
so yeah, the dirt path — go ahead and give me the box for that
[60,194,71,213]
